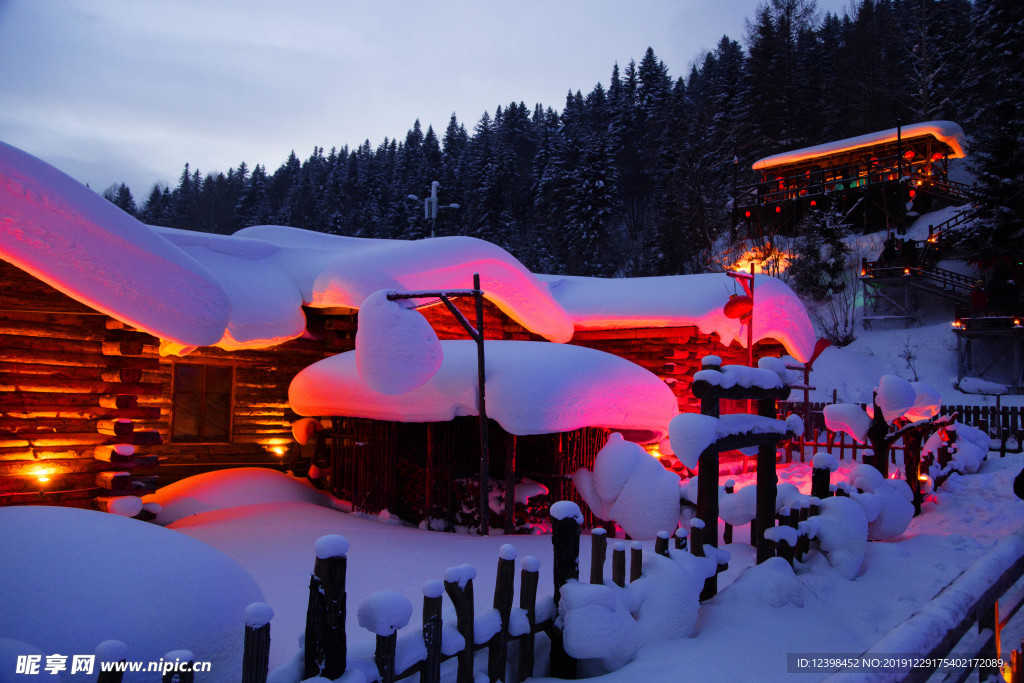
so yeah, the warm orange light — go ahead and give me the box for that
[904,267,911,275]
[1015,318,1021,327]
[272,446,287,457]
[644,443,662,458]
[31,466,53,484]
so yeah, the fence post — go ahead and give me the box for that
[629,541,643,583]
[358,591,412,683]
[655,530,670,557]
[488,545,517,682]
[811,459,832,500]
[421,581,444,683]
[95,640,128,683]
[756,397,779,565]
[242,603,273,683]
[612,542,626,587]
[550,501,582,680]
[160,650,194,683]
[304,535,348,680]
[723,480,735,544]
[590,528,607,585]
[978,601,1000,683]
[674,526,688,551]
[518,556,540,682]
[443,565,476,683]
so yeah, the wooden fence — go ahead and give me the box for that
[778,401,1024,464]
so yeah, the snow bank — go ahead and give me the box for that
[542,272,816,362]
[354,289,442,395]
[290,340,679,440]
[143,467,337,525]
[0,507,263,682]
[0,141,231,348]
[572,433,682,539]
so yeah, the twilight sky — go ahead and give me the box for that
[0,0,852,198]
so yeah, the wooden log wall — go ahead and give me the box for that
[0,260,338,509]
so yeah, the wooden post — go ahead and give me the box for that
[755,397,779,564]
[903,429,924,515]
[518,557,540,681]
[978,601,1001,683]
[95,640,128,683]
[242,603,273,683]
[590,528,607,585]
[474,273,490,536]
[674,527,687,551]
[161,650,194,683]
[611,542,626,587]
[421,582,444,683]
[689,519,705,557]
[811,463,831,500]
[488,546,517,682]
[655,530,670,557]
[425,423,435,522]
[505,434,517,535]
[304,535,348,680]
[696,365,721,599]
[723,480,735,544]
[550,502,581,680]
[629,541,643,583]
[444,568,476,683]
[516,557,540,679]
[374,632,399,683]
[866,391,891,479]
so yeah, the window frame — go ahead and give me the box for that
[170,362,236,444]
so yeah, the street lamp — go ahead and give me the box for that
[408,181,459,238]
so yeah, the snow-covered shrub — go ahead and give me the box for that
[572,433,682,539]
[923,422,988,477]
[800,495,868,580]
[844,465,914,540]
[558,549,712,673]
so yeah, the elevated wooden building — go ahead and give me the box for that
[736,121,969,236]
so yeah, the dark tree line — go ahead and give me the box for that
[105,0,1022,276]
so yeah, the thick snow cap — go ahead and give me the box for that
[0,141,232,347]
[542,272,816,362]
[289,340,679,441]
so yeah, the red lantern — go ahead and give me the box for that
[723,294,753,319]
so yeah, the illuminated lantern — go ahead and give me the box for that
[775,206,782,213]
[810,199,817,207]
[744,210,751,218]
[904,150,916,159]
[723,293,753,319]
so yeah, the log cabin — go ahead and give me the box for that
[736,121,969,236]
[0,141,817,513]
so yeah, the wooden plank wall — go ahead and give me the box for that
[0,260,342,508]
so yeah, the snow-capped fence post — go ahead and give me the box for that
[611,542,626,587]
[810,462,832,500]
[673,527,687,551]
[160,650,194,683]
[357,591,412,683]
[518,556,540,680]
[304,535,348,680]
[488,545,517,682]
[903,428,925,515]
[654,530,670,557]
[421,581,444,683]
[242,603,273,683]
[688,518,705,558]
[755,396,780,564]
[589,527,607,585]
[443,565,476,683]
[629,541,643,583]
[95,640,128,683]
[550,501,581,680]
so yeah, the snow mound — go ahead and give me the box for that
[719,484,757,526]
[874,374,917,423]
[823,403,871,443]
[143,467,337,525]
[354,289,442,395]
[291,340,679,440]
[357,591,413,637]
[723,557,805,608]
[0,507,263,682]
[904,382,942,422]
[572,433,681,539]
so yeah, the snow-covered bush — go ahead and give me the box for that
[923,422,988,477]
[572,433,682,539]
[844,465,914,540]
[800,495,868,580]
[558,549,713,673]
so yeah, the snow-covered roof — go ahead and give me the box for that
[0,141,816,361]
[543,272,817,362]
[752,121,967,171]
[288,340,680,441]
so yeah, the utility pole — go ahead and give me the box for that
[408,181,459,238]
